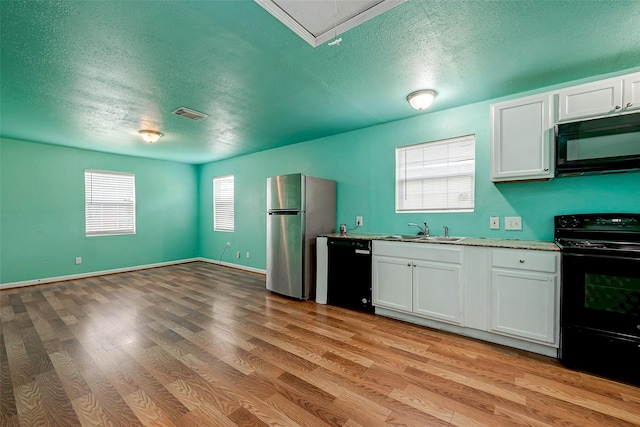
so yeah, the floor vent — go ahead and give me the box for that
[172,107,208,121]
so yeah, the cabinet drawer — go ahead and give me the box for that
[373,240,462,264]
[492,249,557,273]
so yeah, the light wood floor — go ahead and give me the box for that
[1,262,639,426]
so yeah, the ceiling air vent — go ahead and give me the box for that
[172,107,208,121]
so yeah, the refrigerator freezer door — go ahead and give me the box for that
[267,174,304,211]
[266,211,305,299]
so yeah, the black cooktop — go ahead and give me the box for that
[555,213,640,254]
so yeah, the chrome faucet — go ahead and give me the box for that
[443,225,449,237]
[408,221,429,236]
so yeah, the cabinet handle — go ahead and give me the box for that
[544,167,549,171]
[627,102,634,108]
[614,105,622,110]
[519,259,525,263]
[407,263,411,267]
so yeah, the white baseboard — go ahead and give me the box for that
[0,258,201,290]
[196,257,266,275]
[0,257,266,290]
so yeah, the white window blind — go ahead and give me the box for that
[213,175,234,232]
[85,170,136,236]
[396,135,475,212]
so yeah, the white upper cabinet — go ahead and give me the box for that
[556,72,640,122]
[623,73,640,114]
[490,93,553,182]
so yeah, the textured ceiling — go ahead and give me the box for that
[1,0,640,164]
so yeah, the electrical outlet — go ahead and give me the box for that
[490,217,500,230]
[246,251,250,258]
[505,216,522,230]
[356,216,363,227]
[75,257,82,265]
[226,242,231,247]
[236,252,241,258]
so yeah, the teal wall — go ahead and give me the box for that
[0,138,198,284]
[198,98,640,271]
[3,71,640,282]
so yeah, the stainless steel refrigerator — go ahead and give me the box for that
[266,173,336,299]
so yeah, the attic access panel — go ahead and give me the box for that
[255,0,405,47]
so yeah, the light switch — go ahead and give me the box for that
[505,216,522,230]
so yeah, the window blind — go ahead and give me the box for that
[396,135,475,212]
[213,175,234,232]
[85,170,136,236]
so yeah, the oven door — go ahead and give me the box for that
[562,252,640,337]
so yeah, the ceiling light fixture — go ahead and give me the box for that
[138,130,163,144]
[406,89,437,111]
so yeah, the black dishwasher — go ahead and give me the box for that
[327,238,373,313]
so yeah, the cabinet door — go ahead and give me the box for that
[623,73,640,113]
[556,77,623,121]
[490,269,557,344]
[372,256,412,312]
[491,94,553,182]
[413,260,462,325]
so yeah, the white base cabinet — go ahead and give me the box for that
[373,241,463,325]
[372,255,413,313]
[372,241,560,357]
[489,249,559,344]
[490,269,556,343]
[413,260,462,324]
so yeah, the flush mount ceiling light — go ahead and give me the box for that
[138,130,163,144]
[406,89,437,110]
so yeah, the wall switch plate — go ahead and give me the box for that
[356,216,363,227]
[75,257,82,265]
[236,252,241,258]
[490,217,500,229]
[246,252,250,258]
[505,216,522,230]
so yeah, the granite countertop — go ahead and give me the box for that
[321,233,559,251]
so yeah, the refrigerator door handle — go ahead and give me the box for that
[268,210,300,215]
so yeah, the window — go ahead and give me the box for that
[396,135,475,212]
[85,170,136,236]
[213,175,234,232]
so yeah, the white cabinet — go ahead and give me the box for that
[372,240,560,356]
[489,249,559,345]
[315,237,328,304]
[413,260,462,324]
[372,241,463,325]
[372,255,413,313]
[623,73,640,114]
[556,72,640,122]
[490,93,553,182]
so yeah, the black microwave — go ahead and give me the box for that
[555,112,640,176]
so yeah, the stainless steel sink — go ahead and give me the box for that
[425,236,465,242]
[384,235,465,243]
[385,234,427,240]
